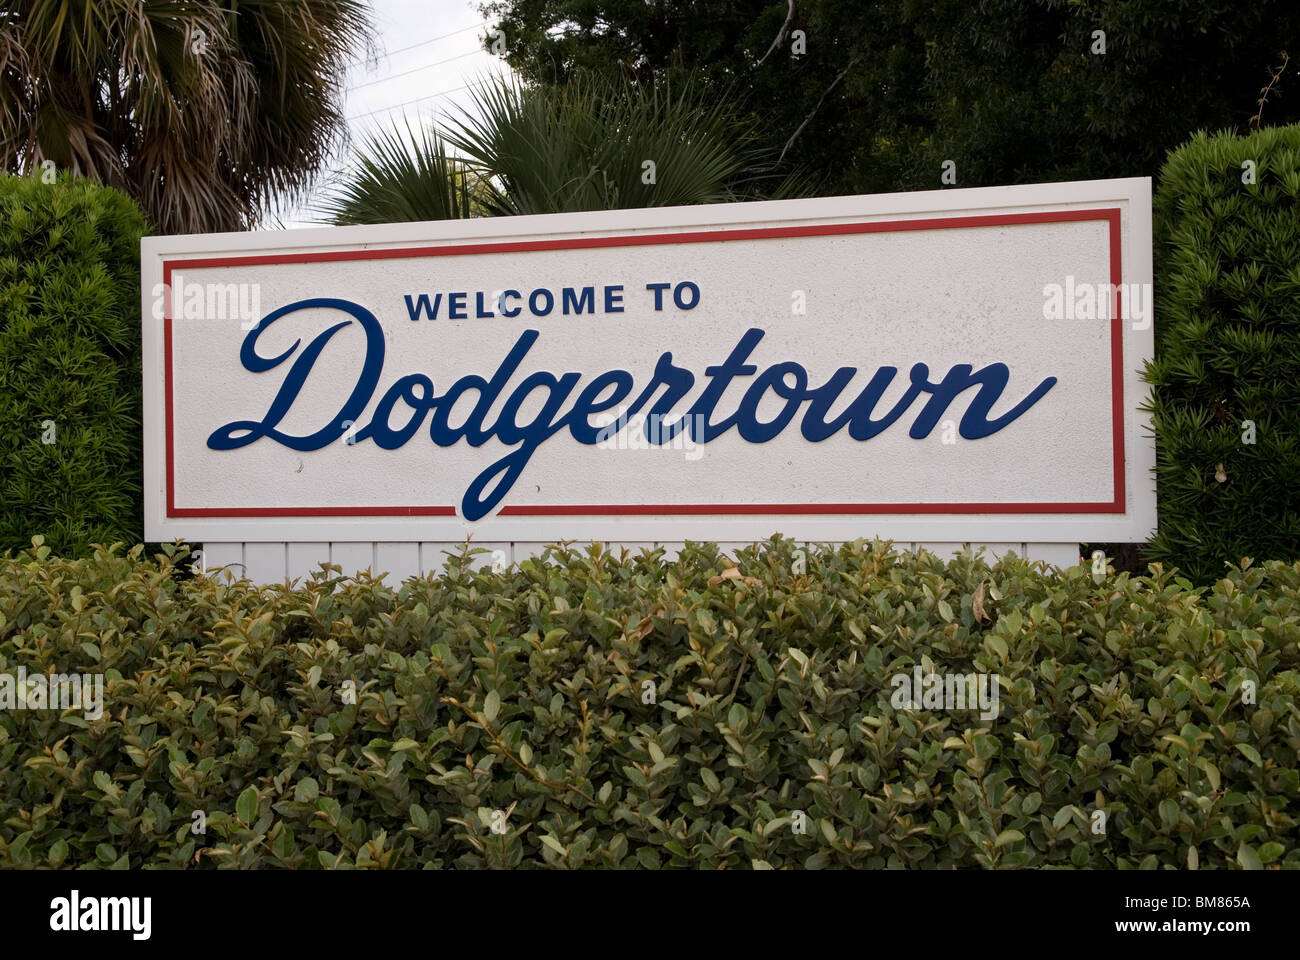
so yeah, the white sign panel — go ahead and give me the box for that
[141,178,1155,545]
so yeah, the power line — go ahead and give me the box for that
[348,48,485,92]
[377,22,484,61]
[345,84,473,122]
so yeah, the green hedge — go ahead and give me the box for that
[1,537,1296,869]
[0,173,150,557]
[1145,123,1300,582]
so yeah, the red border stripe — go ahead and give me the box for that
[1107,208,1126,511]
[162,209,1126,518]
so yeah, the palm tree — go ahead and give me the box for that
[320,70,810,224]
[317,120,480,225]
[0,0,374,233]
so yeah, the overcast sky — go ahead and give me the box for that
[282,0,513,227]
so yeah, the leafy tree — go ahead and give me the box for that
[0,0,374,232]
[914,1,1299,190]
[480,0,1300,194]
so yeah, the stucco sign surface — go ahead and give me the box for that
[141,178,1155,544]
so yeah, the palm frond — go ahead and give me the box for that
[0,0,375,233]
[440,69,806,216]
[316,117,477,225]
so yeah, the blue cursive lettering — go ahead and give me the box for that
[209,299,1057,521]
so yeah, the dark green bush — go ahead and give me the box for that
[0,172,150,557]
[1145,124,1300,583]
[1,536,1296,869]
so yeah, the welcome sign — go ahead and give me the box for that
[141,179,1155,547]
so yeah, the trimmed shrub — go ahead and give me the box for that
[0,173,150,557]
[1145,124,1300,583]
[1,536,1295,869]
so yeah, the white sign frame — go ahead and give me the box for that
[141,177,1155,548]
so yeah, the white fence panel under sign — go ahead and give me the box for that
[196,541,1082,587]
[142,178,1154,583]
